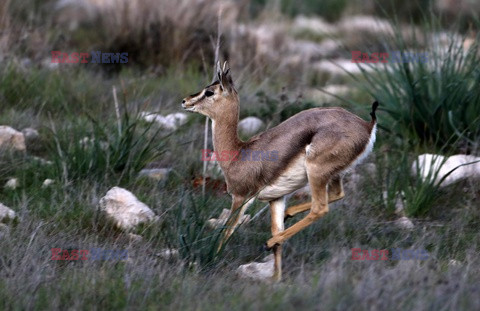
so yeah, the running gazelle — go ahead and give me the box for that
[182,61,378,282]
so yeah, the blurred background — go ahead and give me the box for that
[0,0,480,309]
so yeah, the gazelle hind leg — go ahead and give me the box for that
[284,175,344,219]
[266,161,330,249]
[269,198,286,282]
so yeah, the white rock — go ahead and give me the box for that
[238,117,264,137]
[382,191,406,215]
[237,254,274,281]
[138,168,171,181]
[42,179,55,188]
[293,15,338,36]
[394,216,414,230]
[0,203,16,222]
[158,248,179,260]
[32,156,53,166]
[22,128,39,141]
[448,259,461,267]
[99,187,156,230]
[140,112,188,130]
[79,137,108,149]
[287,39,340,61]
[338,15,394,35]
[313,58,378,77]
[307,84,352,103]
[412,153,480,187]
[5,178,18,190]
[0,126,26,152]
[207,208,251,229]
[164,113,188,128]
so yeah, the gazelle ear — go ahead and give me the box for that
[219,62,235,93]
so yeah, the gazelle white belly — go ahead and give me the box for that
[257,154,308,201]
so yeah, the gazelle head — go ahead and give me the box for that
[182,61,238,120]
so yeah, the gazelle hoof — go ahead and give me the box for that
[263,243,272,252]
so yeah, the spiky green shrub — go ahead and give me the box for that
[46,108,165,185]
[350,22,480,152]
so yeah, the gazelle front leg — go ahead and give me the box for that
[269,197,286,282]
[217,196,253,252]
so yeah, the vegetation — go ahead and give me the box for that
[0,0,479,310]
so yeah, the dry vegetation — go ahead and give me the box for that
[0,0,479,309]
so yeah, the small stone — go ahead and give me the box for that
[138,168,171,181]
[237,255,275,281]
[157,248,180,260]
[0,126,26,152]
[99,187,157,231]
[394,216,414,230]
[0,203,16,222]
[5,178,18,190]
[21,128,39,141]
[448,259,461,267]
[207,208,251,229]
[413,153,480,187]
[42,179,54,188]
[140,112,188,130]
[238,117,264,137]
[32,157,53,166]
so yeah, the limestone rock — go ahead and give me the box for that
[42,179,55,188]
[140,112,188,130]
[0,203,16,222]
[412,153,480,187]
[338,15,394,36]
[207,208,251,229]
[158,248,179,260]
[292,15,338,36]
[238,117,264,137]
[5,178,18,190]
[22,127,39,142]
[237,254,274,281]
[394,216,414,230]
[138,168,171,181]
[99,187,156,230]
[0,126,26,152]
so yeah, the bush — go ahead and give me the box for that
[46,106,166,185]
[350,21,480,152]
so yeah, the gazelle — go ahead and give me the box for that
[181,61,378,282]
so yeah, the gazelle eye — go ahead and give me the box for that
[205,90,214,97]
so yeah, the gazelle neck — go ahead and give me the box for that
[211,104,243,164]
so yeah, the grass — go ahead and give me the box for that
[0,2,480,310]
